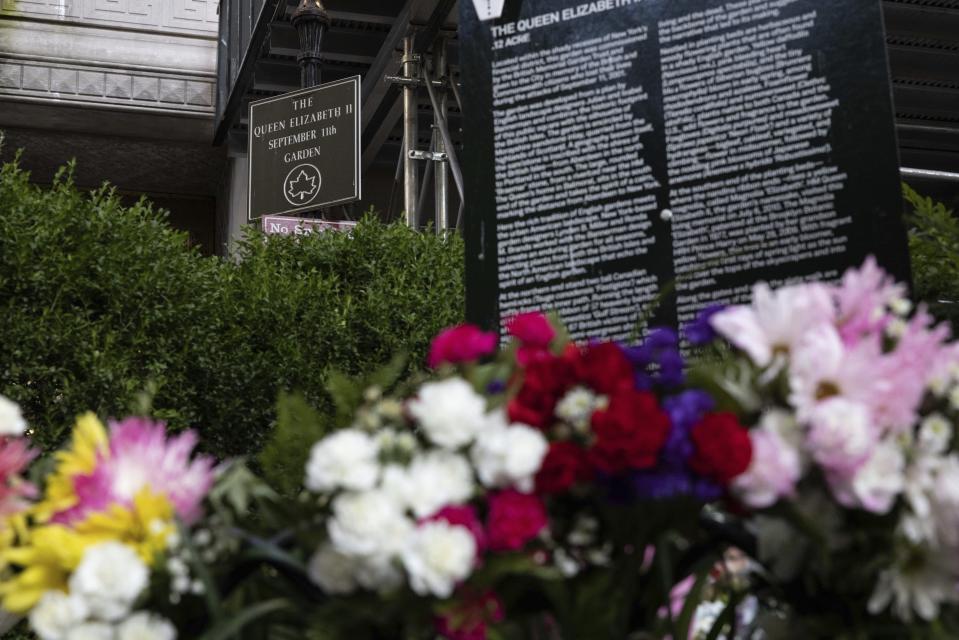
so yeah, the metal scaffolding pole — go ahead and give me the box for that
[402,36,420,228]
[433,37,450,232]
[421,63,464,211]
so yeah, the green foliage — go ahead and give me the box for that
[904,182,959,326]
[0,154,465,459]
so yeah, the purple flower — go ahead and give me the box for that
[631,469,722,501]
[628,390,722,502]
[684,304,726,346]
[625,328,686,390]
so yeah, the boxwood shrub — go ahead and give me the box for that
[0,154,465,458]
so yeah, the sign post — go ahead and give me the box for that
[460,0,911,341]
[247,76,361,222]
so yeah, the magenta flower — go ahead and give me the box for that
[0,437,37,518]
[506,313,555,348]
[52,417,215,526]
[428,324,497,369]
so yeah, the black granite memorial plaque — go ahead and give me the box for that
[461,0,911,342]
[248,76,361,220]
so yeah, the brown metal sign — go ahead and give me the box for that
[247,76,361,220]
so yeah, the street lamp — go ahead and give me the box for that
[291,0,330,89]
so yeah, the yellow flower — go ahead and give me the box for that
[33,413,108,522]
[0,525,95,613]
[0,489,175,614]
[73,489,175,565]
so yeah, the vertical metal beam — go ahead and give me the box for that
[433,37,450,232]
[403,35,420,227]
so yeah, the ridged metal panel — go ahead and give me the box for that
[884,0,959,174]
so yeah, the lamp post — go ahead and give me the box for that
[291,0,330,89]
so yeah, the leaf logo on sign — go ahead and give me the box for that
[288,170,318,202]
[471,0,505,21]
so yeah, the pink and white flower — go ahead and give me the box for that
[51,418,215,526]
[732,410,801,508]
[710,282,834,368]
[806,398,876,477]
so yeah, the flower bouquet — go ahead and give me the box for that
[686,258,959,637]
[238,309,764,640]
[0,405,279,640]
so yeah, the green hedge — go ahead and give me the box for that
[0,155,465,457]
[904,183,959,328]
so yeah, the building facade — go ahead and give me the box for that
[0,0,225,252]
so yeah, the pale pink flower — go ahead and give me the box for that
[828,439,905,514]
[733,411,801,509]
[0,437,37,518]
[806,398,876,477]
[52,418,215,525]
[833,257,905,345]
[788,325,884,422]
[710,282,834,367]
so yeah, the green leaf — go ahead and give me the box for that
[259,392,327,495]
[197,598,291,640]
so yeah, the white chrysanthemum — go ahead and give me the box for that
[407,378,487,449]
[384,451,474,518]
[307,544,359,595]
[842,440,905,515]
[470,412,547,491]
[29,591,90,640]
[69,542,148,622]
[918,414,952,455]
[555,387,605,434]
[64,622,115,640]
[868,549,959,621]
[401,521,476,598]
[116,612,176,640]
[328,490,414,558]
[0,394,26,436]
[932,455,959,547]
[305,429,380,493]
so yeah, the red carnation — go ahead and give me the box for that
[435,590,504,640]
[429,324,497,368]
[507,312,556,348]
[589,389,670,474]
[575,342,635,396]
[508,353,575,429]
[535,442,592,495]
[486,490,548,552]
[508,390,556,430]
[689,412,753,485]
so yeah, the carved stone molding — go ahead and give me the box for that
[0,0,218,36]
[0,57,214,113]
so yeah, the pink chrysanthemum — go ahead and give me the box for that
[833,257,906,345]
[0,437,37,518]
[876,308,951,433]
[52,418,214,526]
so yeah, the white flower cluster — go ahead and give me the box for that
[29,543,176,640]
[865,415,959,622]
[0,394,26,436]
[555,387,607,435]
[304,377,548,599]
